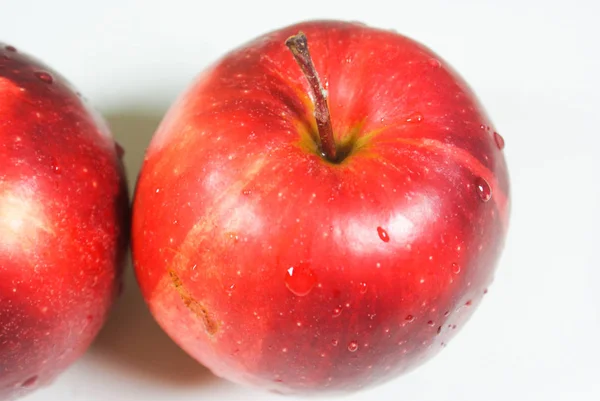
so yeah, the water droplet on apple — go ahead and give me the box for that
[483,288,489,295]
[285,263,316,296]
[347,341,359,352]
[451,262,461,274]
[34,71,53,84]
[406,112,423,123]
[452,325,457,330]
[405,314,415,322]
[359,282,368,294]
[377,226,390,242]
[21,376,38,388]
[428,58,441,68]
[437,326,442,334]
[50,158,61,174]
[465,300,472,306]
[475,177,492,202]
[493,132,505,150]
[225,284,235,296]
[444,310,450,317]
[480,124,486,130]
[331,339,339,346]
[427,320,435,326]
[5,45,17,52]
[189,264,200,282]
[332,306,342,317]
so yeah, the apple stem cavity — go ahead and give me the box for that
[286,32,338,162]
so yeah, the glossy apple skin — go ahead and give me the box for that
[132,21,510,394]
[0,44,128,399]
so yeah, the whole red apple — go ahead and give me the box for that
[0,44,128,399]
[132,20,510,394]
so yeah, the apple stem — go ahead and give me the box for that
[286,32,337,162]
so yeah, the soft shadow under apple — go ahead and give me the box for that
[89,109,219,387]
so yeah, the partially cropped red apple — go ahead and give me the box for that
[133,20,510,394]
[0,44,128,399]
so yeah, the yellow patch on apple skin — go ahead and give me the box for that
[0,185,55,253]
[158,156,268,333]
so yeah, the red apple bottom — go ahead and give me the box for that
[141,213,501,394]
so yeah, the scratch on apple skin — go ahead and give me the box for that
[168,269,219,336]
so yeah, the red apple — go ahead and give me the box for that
[132,20,510,394]
[0,44,128,399]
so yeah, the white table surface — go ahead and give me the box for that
[1,0,598,400]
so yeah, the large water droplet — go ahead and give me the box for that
[34,71,53,84]
[475,177,492,202]
[347,341,359,352]
[285,263,317,296]
[406,112,423,123]
[451,262,461,274]
[493,132,505,150]
[377,227,390,242]
[21,376,38,388]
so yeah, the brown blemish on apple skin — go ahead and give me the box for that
[168,269,219,336]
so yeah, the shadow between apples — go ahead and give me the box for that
[89,108,219,387]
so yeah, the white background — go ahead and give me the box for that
[2,0,599,400]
